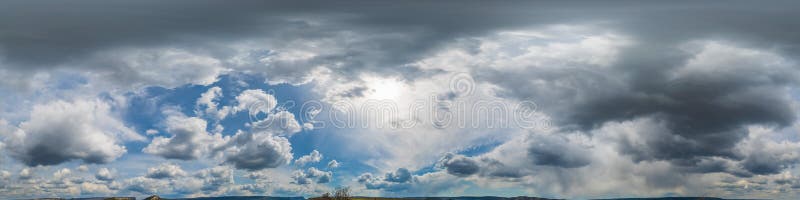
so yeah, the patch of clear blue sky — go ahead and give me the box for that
[121,73,316,155]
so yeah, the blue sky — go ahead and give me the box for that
[2,1,800,200]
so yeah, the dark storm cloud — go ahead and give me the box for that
[0,0,553,84]
[437,153,525,178]
[3,1,794,87]
[0,0,291,67]
[437,153,480,177]
[742,156,785,175]
[527,135,591,168]
[480,158,525,178]
[4,0,799,62]
[481,40,799,174]
[738,139,800,176]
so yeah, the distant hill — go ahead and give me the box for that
[165,196,306,200]
[79,198,135,200]
[348,197,561,200]
[334,197,737,200]
[595,198,729,200]
[20,198,135,200]
[594,198,731,200]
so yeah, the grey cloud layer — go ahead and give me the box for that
[4,1,797,88]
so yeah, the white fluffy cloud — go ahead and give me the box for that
[292,167,332,185]
[295,150,323,166]
[201,88,300,171]
[358,168,417,193]
[251,110,302,137]
[4,99,143,166]
[196,86,231,121]
[95,168,115,181]
[234,89,277,115]
[77,165,89,172]
[143,111,227,160]
[234,89,302,136]
[146,163,188,179]
[327,160,340,169]
[194,166,235,194]
[18,168,33,180]
[124,176,169,195]
[221,131,293,171]
[53,168,72,180]
[142,88,301,172]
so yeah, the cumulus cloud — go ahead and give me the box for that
[292,167,332,185]
[77,165,89,172]
[18,168,33,180]
[172,176,206,195]
[0,171,10,186]
[4,99,142,166]
[95,168,115,181]
[124,176,169,195]
[433,151,528,180]
[384,168,413,183]
[230,89,302,137]
[234,89,277,115]
[246,171,272,181]
[143,111,227,160]
[192,88,301,171]
[327,160,340,169]
[358,168,418,192]
[146,163,187,179]
[194,166,234,193]
[437,153,480,177]
[79,181,116,195]
[736,126,800,176]
[53,168,72,180]
[196,86,231,121]
[428,134,591,184]
[251,110,303,137]
[295,150,323,166]
[120,165,236,196]
[221,131,293,171]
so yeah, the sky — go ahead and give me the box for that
[1,0,800,199]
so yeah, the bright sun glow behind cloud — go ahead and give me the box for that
[365,78,405,100]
